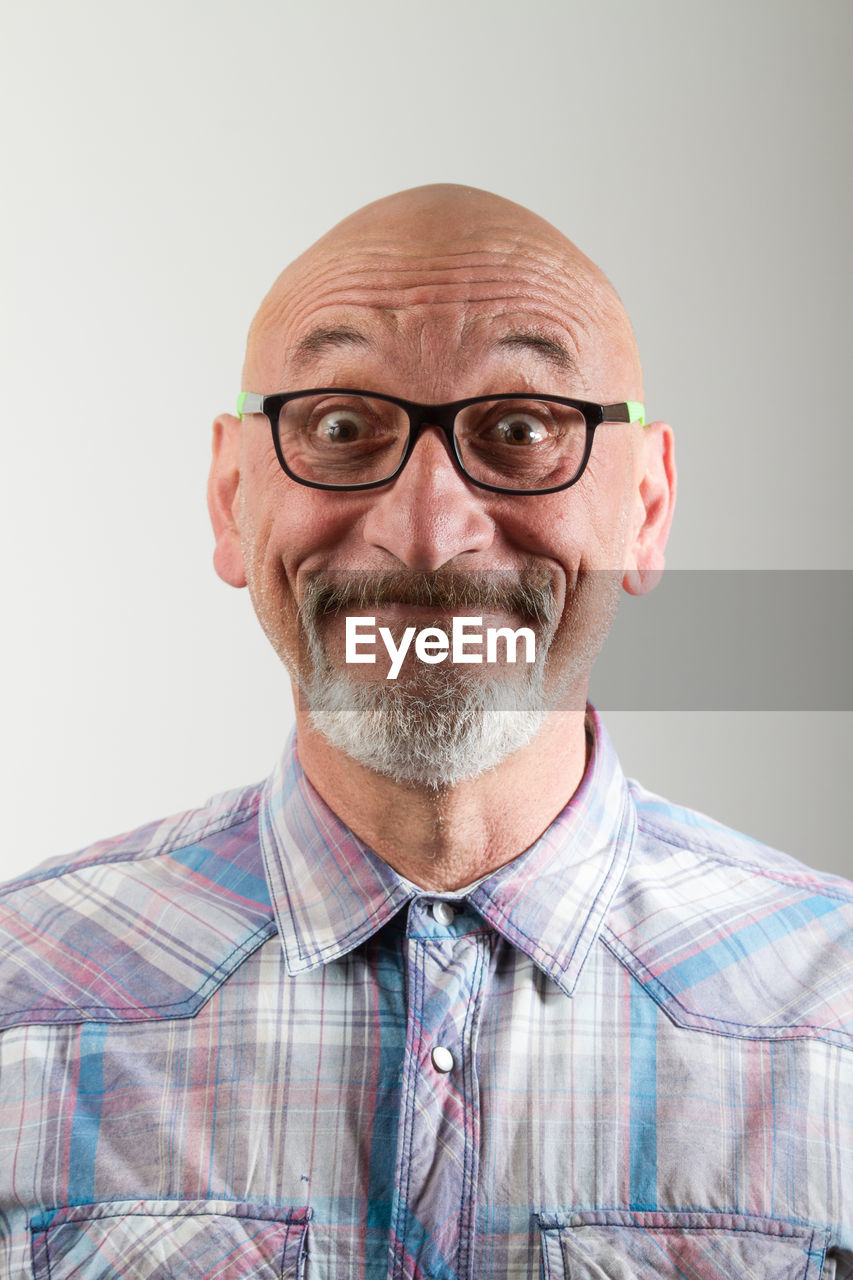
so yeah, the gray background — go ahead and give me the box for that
[2,0,850,878]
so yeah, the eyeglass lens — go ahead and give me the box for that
[276,393,588,491]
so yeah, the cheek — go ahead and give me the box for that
[502,484,625,569]
[558,449,636,563]
[243,474,371,586]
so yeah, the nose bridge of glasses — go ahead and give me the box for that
[402,401,462,463]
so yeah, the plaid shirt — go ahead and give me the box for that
[1,708,851,1279]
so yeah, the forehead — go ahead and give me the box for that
[246,236,628,401]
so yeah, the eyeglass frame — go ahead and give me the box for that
[236,388,646,496]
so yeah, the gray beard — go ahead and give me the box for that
[303,651,551,789]
[294,569,573,790]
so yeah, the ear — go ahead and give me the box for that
[622,421,677,596]
[207,413,247,589]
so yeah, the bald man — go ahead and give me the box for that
[1,186,851,1278]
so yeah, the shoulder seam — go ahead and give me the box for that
[1,793,263,896]
[634,813,853,904]
[0,922,278,1027]
[602,929,853,1051]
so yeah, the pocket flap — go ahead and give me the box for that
[30,1200,310,1280]
[537,1209,826,1279]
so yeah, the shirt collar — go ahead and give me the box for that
[259,705,636,996]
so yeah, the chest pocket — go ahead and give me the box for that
[537,1209,826,1280]
[30,1200,310,1280]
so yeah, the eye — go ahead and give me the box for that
[490,412,549,446]
[313,407,371,443]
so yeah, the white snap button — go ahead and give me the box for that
[431,901,455,926]
[431,1046,454,1073]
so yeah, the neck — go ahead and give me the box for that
[293,708,590,891]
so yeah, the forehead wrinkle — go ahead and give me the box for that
[295,264,572,307]
[246,236,636,395]
[258,237,595,320]
[307,235,614,317]
[304,230,564,265]
[315,222,593,271]
[258,295,597,397]
[261,269,601,350]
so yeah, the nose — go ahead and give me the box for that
[361,427,495,570]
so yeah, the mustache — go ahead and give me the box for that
[299,568,557,628]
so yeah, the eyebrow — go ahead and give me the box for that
[495,331,577,373]
[289,323,577,377]
[291,325,371,367]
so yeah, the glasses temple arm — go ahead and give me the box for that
[602,401,645,426]
[236,392,265,420]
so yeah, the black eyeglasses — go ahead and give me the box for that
[236,389,646,496]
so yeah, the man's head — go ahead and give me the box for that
[208,184,676,787]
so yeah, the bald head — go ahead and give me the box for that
[242,183,643,402]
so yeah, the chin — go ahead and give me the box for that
[304,662,550,790]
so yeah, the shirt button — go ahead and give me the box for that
[431,901,455,926]
[431,1046,455,1073]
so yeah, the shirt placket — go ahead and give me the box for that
[388,898,489,1280]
